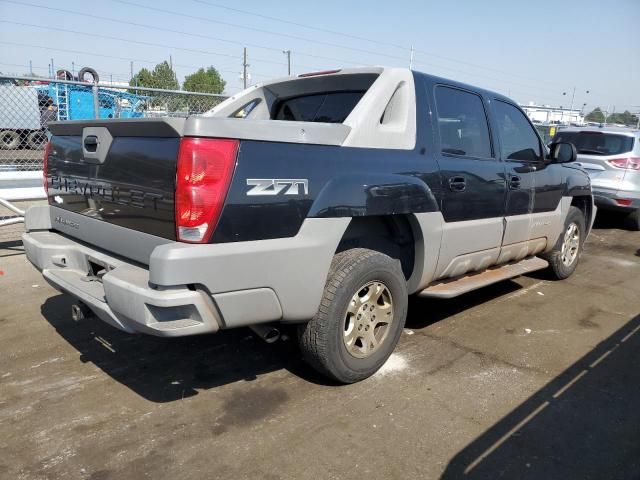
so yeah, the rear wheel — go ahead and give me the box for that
[542,206,585,280]
[26,130,47,150]
[298,248,408,384]
[0,130,20,150]
[623,209,640,231]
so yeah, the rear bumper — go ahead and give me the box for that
[23,206,349,337]
[592,188,640,212]
[23,231,224,336]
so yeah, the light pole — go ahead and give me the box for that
[563,88,589,124]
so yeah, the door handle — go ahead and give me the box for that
[84,135,99,153]
[509,175,522,190]
[448,176,466,192]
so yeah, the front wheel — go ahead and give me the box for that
[623,209,640,231]
[542,206,586,280]
[298,248,408,384]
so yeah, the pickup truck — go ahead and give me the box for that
[22,67,595,383]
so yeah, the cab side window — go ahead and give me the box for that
[434,86,493,159]
[494,101,542,162]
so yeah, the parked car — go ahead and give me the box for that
[551,126,640,230]
[22,67,594,383]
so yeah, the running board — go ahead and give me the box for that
[418,257,549,299]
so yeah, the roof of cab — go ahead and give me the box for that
[255,66,516,106]
[557,126,639,136]
[413,69,514,104]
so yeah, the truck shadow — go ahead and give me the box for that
[40,294,317,401]
[40,279,525,402]
[406,280,521,329]
[441,312,640,480]
[592,210,630,230]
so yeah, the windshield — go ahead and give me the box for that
[552,131,634,156]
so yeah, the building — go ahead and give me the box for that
[520,102,584,125]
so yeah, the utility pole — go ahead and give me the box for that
[169,55,177,84]
[29,60,33,76]
[130,61,134,82]
[409,46,415,69]
[50,58,54,78]
[72,61,75,78]
[283,50,291,76]
[243,47,249,89]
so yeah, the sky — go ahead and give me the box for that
[0,0,638,113]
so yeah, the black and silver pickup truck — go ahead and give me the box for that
[23,67,595,383]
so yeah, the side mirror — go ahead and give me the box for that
[548,142,577,164]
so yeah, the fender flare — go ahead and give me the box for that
[307,173,439,218]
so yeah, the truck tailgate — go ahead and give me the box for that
[47,119,184,243]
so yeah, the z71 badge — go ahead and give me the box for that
[246,179,309,196]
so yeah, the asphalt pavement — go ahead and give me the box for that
[1,207,639,479]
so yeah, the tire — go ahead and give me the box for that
[623,209,640,231]
[298,248,408,384]
[56,69,74,81]
[542,206,586,280]
[77,67,99,83]
[0,130,20,150]
[26,130,47,150]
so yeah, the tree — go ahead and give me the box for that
[606,110,638,126]
[182,66,226,112]
[129,61,179,90]
[129,67,154,89]
[585,107,605,123]
[183,67,225,94]
[129,61,182,112]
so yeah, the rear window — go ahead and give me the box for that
[434,86,493,159]
[552,131,634,156]
[273,91,366,123]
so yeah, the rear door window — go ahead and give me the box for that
[494,100,542,162]
[273,91,365,123]
[551,131,634,156]
[434,86,493,159]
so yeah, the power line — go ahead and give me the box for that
[0,20,290,68]
[0,41,274,80]
[2,0,581,94]
[188,0,577,91]
[3,0,348,71]
[189,0,408,51]
[0,0,279,54]
[106,0,392,68]
[111,0,408,63]
[1,1,380,69]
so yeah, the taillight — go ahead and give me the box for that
[43,140,52,196]
[175,137,239,243]
[608,157,640,170]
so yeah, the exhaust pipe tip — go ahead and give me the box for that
[263,328,280,344]
[71,302,91,322]
[250,324,281,344]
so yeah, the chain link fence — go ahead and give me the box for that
[0,75,228,172]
